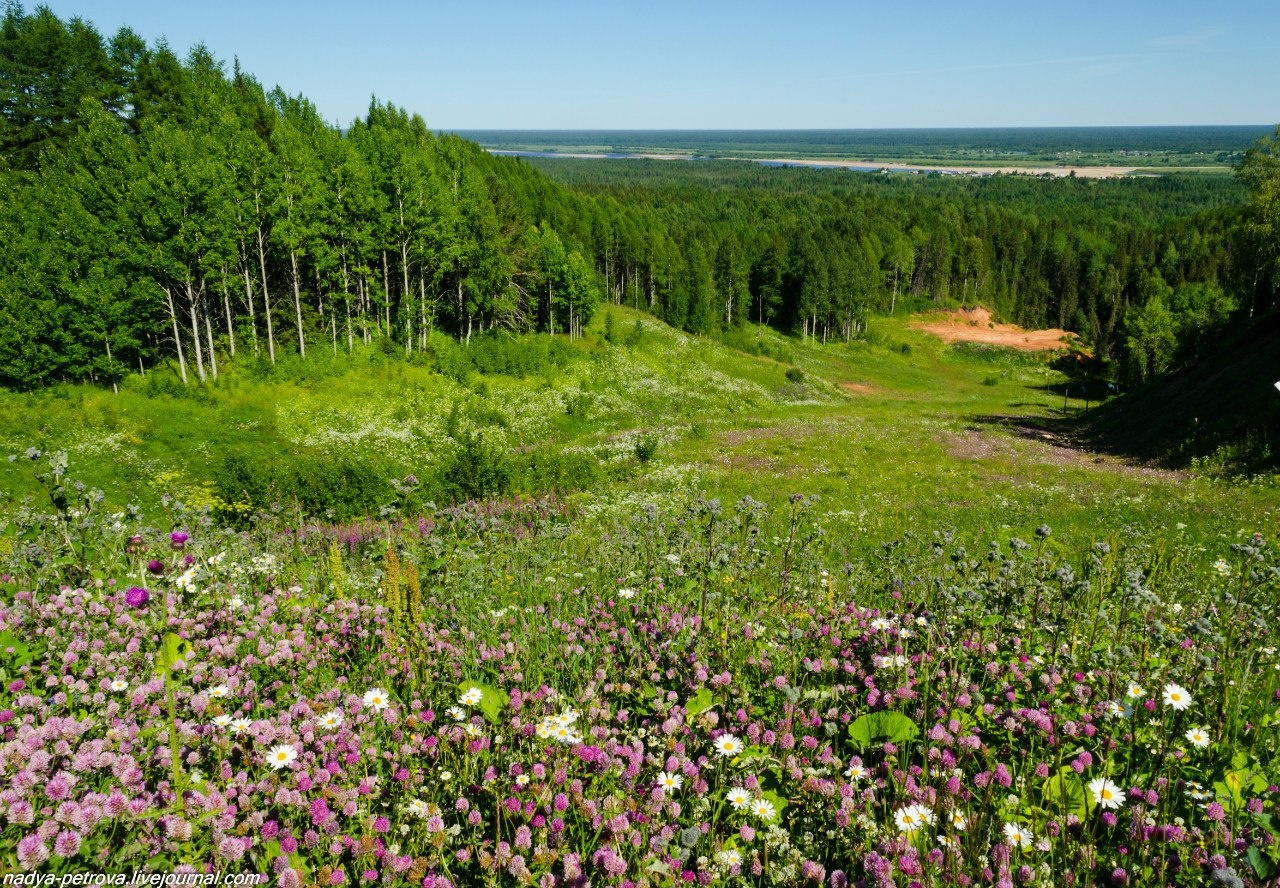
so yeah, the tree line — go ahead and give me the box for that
[1,3,1278,391]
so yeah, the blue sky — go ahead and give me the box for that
[36,0,1280,129]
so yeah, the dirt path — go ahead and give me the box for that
[913,307,1074,352]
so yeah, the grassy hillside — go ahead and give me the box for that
[2,308,1274,553]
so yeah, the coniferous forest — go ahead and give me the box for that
[2,4,1279,394]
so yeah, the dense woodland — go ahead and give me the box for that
[1,4,1278,391]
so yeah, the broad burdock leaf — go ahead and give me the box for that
[154,632,193,674]
[458,680,509,725]
[686,687,714,717]
[848,712,919,749]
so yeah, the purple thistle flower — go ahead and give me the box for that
[125,586,149,608]
[170,531,189,550]
[146,560,165,575]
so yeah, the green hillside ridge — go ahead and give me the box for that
[1081,316,1280,474]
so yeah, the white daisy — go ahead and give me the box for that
[208,685,230,699]
[230,718,253,734]
[363,688,391,711]
[714,849,742,866]
[515,774,530,786]
[459,687,483,707]
[447,706,466,721]
[1105,701,1131,719]
[895,805,928,834]
[463,723,482,738]
[1213,559,1231,577]
[1162,683,1192,711]
[870,618,893,632]
[725,787,751,810]
[1087,777,1123,810]
[656,771,684,793]
[317,710,343,730]
[212,714,233,728]
[1125,683,1145,700]
[406,799,429,817]
[712,733,743,757]
[751,799,777,821]
[228,596,244,609]
[265,744,297,770]
[110,679,129,692]
[950,810,967,831]
[1184,726,1210,748]
[845,763,868,781]
[1003,822,1032,849]
[618,588,637,599]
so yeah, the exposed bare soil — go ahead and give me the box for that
[914,307,1074,352]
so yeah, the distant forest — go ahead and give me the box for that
[458,126,1272,161]
[1,4,1278,390]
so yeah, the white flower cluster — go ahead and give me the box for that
[535,707,583,744]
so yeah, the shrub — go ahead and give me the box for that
[785,367,805,384]
[625,319,645,347]
[428,332,472,382]
[212,447,393,523]
[436,431,512,503]
[634,433,660,462]
[513,448,602,493]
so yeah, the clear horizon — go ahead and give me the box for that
[30,0,1280,130]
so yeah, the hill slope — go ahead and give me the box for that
[1082,316,1280,473]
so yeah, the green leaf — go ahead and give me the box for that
[458,680,509,725]
[686,687,714,718]
[760,789,788,821]
[155,632,193,673]
[848,712,919,749]
[645,860,673,877]
[1043,767,1088,818]
[1247,846,1278,881]
[0,630,33,667]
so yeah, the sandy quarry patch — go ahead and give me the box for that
[914,307,1074,352]
[840,382,874,395]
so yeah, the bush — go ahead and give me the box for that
[212,447,393,523]
[785,367,805,384]
[634,433,660,462]
[513,448,602,493]
[436,431,512,503]
[428,332,472,382]
[467,334,577,377]
[625,319,645,347]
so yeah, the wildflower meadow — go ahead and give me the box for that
[1,452,1277,887]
